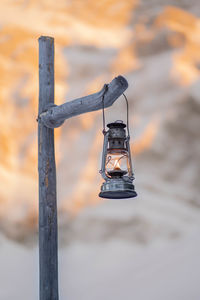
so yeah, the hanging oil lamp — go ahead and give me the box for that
[99,92,137,199]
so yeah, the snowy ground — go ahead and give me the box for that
[1,195,200,300]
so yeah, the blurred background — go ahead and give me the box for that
[0,0,200,299]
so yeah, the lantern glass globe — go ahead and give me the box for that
[106,149,129,177]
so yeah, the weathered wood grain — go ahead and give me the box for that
[40,75,128,128]
[38,36,59,300]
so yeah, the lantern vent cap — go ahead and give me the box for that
[107,120,126,129]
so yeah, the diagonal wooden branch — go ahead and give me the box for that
[40,75,128,128]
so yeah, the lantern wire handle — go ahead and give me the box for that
[122,93,130,139]
[102,84,108,134]
[101,88,130,138]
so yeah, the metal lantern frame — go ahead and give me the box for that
[99,91,137,199]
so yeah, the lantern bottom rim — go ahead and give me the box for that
[99,190,137,199]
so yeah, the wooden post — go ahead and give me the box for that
[38,36,59,300]
[37,35,128,300]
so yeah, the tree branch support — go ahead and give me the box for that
[39,75,128,128]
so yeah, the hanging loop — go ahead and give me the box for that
[101,90,131,138]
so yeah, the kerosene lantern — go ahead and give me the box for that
[99,93,137,199]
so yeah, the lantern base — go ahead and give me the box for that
[99,190,137,199]
[99,179,137,199]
